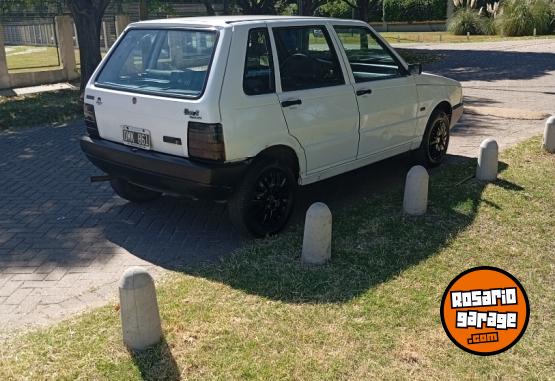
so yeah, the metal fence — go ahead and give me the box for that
[3,18,58,46]
[2,18,61,71]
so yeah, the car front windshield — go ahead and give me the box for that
[96,28,217,98]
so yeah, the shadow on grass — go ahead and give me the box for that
[130,337,180,381]
[170,156,518,304]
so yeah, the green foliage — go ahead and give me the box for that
[498,0,536,35]
[316,0,352,18]
[447,7,487,35]
[498,0,554,36]
[483,16,498,35]
[529,0,554,34]
[383,0,447,22]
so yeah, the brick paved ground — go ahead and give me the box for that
[0,40,553,335]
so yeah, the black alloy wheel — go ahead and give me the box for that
[228,160,296,237]
[428,116,450,163]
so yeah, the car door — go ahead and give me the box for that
[333,25,419,159]
[269,23,359,174]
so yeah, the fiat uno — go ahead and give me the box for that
[80,16,463,237]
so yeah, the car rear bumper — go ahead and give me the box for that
[451,102,463,128]
[80,136,250,200]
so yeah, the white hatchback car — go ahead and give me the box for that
[80,16,463,237]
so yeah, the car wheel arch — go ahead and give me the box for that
[253,145,301,181]
[432,100,453,121]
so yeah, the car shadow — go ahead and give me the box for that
[422,48,555,83]
[102,152,516,303]
[0,124,520,304]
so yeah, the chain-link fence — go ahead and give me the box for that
[2,17,61,71]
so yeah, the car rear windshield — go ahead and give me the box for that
[96,28,218,98]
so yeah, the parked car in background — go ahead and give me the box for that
[80,16,463,237]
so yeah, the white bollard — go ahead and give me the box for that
[542,116,555,153]
[403,165,429,216]
[476,138,499,181]
[119,267,162,350]
[301,202,332,265]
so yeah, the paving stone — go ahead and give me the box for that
[5,288,33,305]
[11,273,48,281]
[0,281,23,297]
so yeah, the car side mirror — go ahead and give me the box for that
[409,63,422,75]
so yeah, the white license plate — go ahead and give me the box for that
[122,126,151,150]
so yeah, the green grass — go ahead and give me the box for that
[5,45,61,71]
[0,136,553,380]
[0,89,82,130]
[381,31,555,43]
[5,45,86,72]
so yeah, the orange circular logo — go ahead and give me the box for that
[440,267,529,356]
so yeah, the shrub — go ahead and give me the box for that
[483,17,498,35]
[447,7,487,35]
[529,0,554,34]
[383,0,447,22]
[498,0,554,36]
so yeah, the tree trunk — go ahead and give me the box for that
[68,0,110,92]
[203,0,216,15]
[356,0,369,22]
[300,0,313,15]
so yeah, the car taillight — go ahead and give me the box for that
[84,103,100,138]
[187,122,225,161]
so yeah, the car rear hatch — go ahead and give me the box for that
[85,27,220,158]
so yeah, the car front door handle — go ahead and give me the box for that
[356,89,372,96]
[281,99,302,108]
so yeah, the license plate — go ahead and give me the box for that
[122,126,151,150]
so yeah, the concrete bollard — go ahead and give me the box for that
[542,116,555,153]
[403,165,429,216]
[301,202,332,265]
[119,267,162,350]
[476,138,499,181]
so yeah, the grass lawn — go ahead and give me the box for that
[5,45,61,71]
[381,31,555,44]
[0,89,82,130]
[0,136,553,380]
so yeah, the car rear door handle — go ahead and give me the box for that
[281,99,302,108]
[356,89,372,96]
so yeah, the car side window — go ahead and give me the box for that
[243,28,275,95]
[334,26,404,82]
[273,25,344,92]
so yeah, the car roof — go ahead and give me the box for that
[131,15,365,29]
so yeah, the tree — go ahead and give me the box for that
[67,0,111,92]
[342,0,370,22]
[298,0,327,16]
[236,0,276,14]
[1,0,111,92]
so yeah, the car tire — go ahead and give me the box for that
[110,178,162,203]
[415,110,451,167]
[228,159,297,238]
